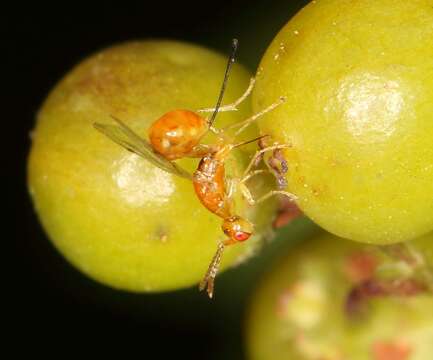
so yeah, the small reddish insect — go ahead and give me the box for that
[94,39,296,297]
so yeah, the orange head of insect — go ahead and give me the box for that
[222,216,254,244]
[148,109,208,160]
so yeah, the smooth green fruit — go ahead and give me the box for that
[28,40,275,292]
[246,232,433,360]
[253,0,433,244]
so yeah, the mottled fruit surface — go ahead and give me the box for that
[246,232,433,360]
[28,40,275,292]
[253,0,433,244]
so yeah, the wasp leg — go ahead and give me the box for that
[225,177,239,200]
[243,144,292,179]
[239,181,297,205]
[241,169,269,184]
[251,190,298,205]
[185,143,218,158]
[197,77,255,114]
[238,182,257,206]
[222,96,286,137]
[239,162,297,206]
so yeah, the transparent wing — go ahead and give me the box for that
[94,116,192,180]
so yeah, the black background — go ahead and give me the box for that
[6,1,312,358]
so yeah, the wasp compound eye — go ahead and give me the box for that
[234,231,251,242]
[222,216,254,243]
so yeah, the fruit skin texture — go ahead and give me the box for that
[253,0,433,244]
[28,40,274,292]
[246,232,433,360]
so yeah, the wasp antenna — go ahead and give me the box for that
[232,134,270,149]
[199,243,226,298]
[208,38,239,128]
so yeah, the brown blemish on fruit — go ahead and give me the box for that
[372,340,412,360]
[73,62,131,115]
[154,227,169,243]
[310,183,328,198]
[346,278,427,315]
[297,176,306,186]
[343,251,378,284]
[273,198,302,229]
[311,187,320,197]
[77,61,125,97]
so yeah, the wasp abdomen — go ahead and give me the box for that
[193,155,231,219]
[149,109,208,160]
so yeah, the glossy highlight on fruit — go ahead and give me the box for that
[27,40,275,292]
[253,0,433,244]
[246,232,433,360]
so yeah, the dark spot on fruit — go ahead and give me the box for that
[346,278,427,316]
[155,227,169,243]
[273,199,302,229]
[343,251,378,284]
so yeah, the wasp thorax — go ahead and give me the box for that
[222,216,254,242]
[148,109,208,160]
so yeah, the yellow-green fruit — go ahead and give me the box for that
[246,232,433,360]
[28,40,274,292]
[254,0,433,244]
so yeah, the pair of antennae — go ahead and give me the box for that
[208,38,239,127]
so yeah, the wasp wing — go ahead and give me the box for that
[94,116,192,180]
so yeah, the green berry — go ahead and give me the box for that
[28,40,275,292]
[253,0,433,244]
[246,232,433,360]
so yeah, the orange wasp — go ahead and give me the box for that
[94,39,296,297]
